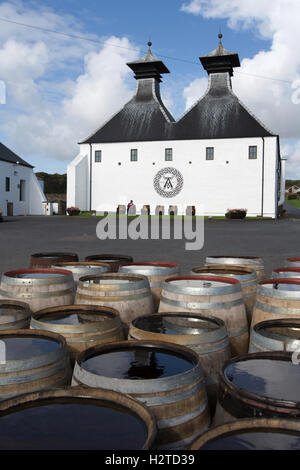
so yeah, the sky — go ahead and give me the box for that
[0,0,299,177]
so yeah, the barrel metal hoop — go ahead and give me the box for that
[77,279,149,292]
[250,329,300,352]
[193,338,230,354]
[73,361,204,395]
[157,400,208,429]
[258,287,300,300]
[206,257,263,267]
[162,283,242,296]
[160,296,244,310]
[1,275,73,287]
[0,289,73,300]
[75,291,150,302]
[0,344,67,373]
[255,300,300,315]
[138,379,206,407]
[120,267,179,277]
[0,358,68,385]
[30,317,120,334]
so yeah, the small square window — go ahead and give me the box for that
[5,177,10,192]
[131,149,138,161]
[165,148,173,161]
[95,150,102,162]
[206,147,214,160]
[249,146,257,159]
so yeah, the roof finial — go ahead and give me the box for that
[148,40,152,49]
[218,25,223,42]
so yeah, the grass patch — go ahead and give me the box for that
[285,197,300,209]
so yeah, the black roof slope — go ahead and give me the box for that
[0,142,33,168]
[82,46,174,144]
[81,38,274,144]
[82,80,174,144]
[174,73,274,140]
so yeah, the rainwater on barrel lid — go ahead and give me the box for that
[78,341,197,381]
[0,388,154,450]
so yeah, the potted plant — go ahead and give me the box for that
[67,206,80,216]
[225,208,247,219]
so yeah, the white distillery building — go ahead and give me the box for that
[0,142,46,216]
[67,36,286,218]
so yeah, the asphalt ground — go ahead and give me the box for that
[0,212,300,278]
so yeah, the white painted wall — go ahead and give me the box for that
[0,160,46,216]
[67,150,89,211]
[68,136,279,217]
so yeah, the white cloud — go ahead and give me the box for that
[181,0,300,176]
[0,1,140,166]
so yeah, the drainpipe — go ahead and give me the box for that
[89,144,92,212]
[261,137,265,217]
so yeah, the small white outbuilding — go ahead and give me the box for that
[67,36,286,218]
[0,142,46,216]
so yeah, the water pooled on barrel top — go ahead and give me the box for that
[134,315,217,336]
[0,336,60,360]
[16,273,66,279]
[225,358,300,402]
[82,346,194,379]
[200,431,300,450]
[0,397,147,450]
[43,314,81,325]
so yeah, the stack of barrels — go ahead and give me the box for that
[0,251,300,450]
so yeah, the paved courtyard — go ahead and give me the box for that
[1,212,300,278]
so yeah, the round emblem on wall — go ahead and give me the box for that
[153,167,184,198]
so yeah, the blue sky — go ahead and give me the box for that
[0,0,298,176]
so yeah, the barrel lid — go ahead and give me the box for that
[189,418,300,450]
[0,386,157,450]
[74,340,204,394]
[219,351,300,416]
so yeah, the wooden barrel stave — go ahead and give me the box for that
[0,329,72,401]
[120,262,180,311]
[30,252,79,268]
[158,276,249,356]
[72,340,211,450]
[31,305,124,359]
[251,279,300,328]
[0,269,75,313]
[75,273,154,328]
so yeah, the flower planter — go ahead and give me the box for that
[67,207,80,216]
[225,209,247,220]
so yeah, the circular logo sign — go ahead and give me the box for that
[153,167,184,198]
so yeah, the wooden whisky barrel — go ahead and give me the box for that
[0,329,71,401]
[205,256,265,280]
[191,265,258,325]
[251,279,300,328]
[0,387,157,450]
[286,257,300,268]
[129,312,231,413]
[0,300,31,330]
[213,351,300,425]
[119,262,180,311]
[75,273,154,328]
[249,318,300,353]
[84,254,133,272]
[189,418,300,450]
[159,276,248,356]
[72,340,210,450]
[52,262,111,284]
[0,269,75,313]
[272,267,300,279]
[30,252,78,268]
[31,305,124,359]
